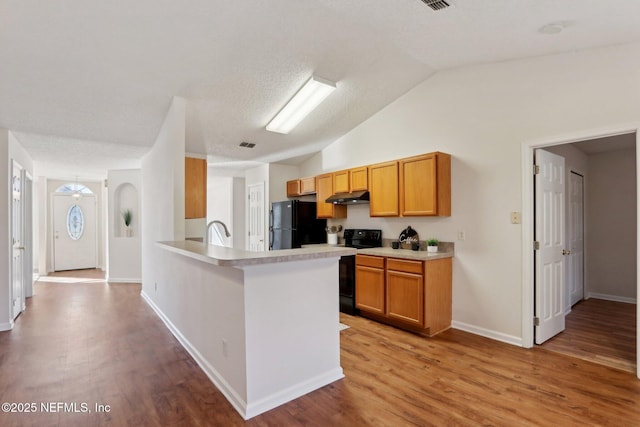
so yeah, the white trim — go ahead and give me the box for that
[0,321,14,331]
[141,291,249,417]
[521,122,640,372]
[452,321,523,347]
[106,278,142,284]
[141,290,343,420]
[587,293,637,304]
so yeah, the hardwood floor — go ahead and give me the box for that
[542,298,636,373]
[1,273,639,426]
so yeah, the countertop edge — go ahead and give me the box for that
[157,240,357,267]
[356,247,454,261]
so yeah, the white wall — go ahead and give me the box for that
[206,173,246,249]
[107,169,142,282]
[299,41,640,344]
[587,148,637,301]
[141,97,186,299]
[0,129,10,330]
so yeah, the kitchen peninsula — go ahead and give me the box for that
[143,240,356,420]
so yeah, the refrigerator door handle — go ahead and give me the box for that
[269,209,274,250]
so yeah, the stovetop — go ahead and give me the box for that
[343,229,382,249]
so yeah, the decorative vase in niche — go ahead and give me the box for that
[125,226,132,237]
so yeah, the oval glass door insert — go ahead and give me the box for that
[67,204,85,240]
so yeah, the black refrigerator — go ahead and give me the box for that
[269,200,327,250]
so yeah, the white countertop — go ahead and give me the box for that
[158,240,356,267]
[356,246,453,261]
[301,243,453,261]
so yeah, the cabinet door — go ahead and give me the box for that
[316,174,347,219]
[185,157,207,219]
[386,269,424,327]
[350,166,368,191]
[299,177,316,194]
[356,264,385,314]
[287,179,301,197]
[400,152,451,216]
[369,161,399,217]
[333,170,350,194]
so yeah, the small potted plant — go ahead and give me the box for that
[426,238,439,253]
[122,209,133,237]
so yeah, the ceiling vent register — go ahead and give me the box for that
[420,0,451,11]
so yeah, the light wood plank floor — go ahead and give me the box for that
[1,273,639,426]
[542,298,636,373]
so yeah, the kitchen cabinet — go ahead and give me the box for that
[316,173,347,219]
[286,177,316,197]
[368,161,399,217]
[355,255,385,315]
[333,170,350,194]
[386,258,424,327]
[355,254,452,336]
[185,157,207,219]
[349,166,368,191]
[399,152,451,216]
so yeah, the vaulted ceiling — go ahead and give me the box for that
[3,0,640,177]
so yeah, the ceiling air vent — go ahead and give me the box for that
[420,0,451,11]
[239,142,256,148]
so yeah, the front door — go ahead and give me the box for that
[535,149,566,344]
[53,194,97,271]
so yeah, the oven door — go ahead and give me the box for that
[339,255,358,314]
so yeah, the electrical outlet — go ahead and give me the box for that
[510,212,521,224]
[457,230,466,241]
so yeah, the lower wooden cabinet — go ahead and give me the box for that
[355,254,452,336]
[355,255,385,315]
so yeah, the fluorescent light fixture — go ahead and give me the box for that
[266,76,336,134]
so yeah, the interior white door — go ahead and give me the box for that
[247,182,265,251]
[53,194,97,271]
[22,172,33,300]
[11,162,24,320]
[568,171,585,306]
[535,149,566,344]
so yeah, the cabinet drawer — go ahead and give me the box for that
[356,254,384,269]
[387,258,423,274]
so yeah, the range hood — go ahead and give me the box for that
[325,190,370,205]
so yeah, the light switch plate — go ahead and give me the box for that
[510,211,521,224]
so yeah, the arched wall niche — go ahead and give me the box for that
[114,182,138,237]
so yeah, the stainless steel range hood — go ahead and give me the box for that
[325,190,370,204]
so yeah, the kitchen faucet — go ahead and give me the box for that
[204,220,231,245]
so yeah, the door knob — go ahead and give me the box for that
[562,249,571,255]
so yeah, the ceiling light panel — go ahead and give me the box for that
[266,76,336,134]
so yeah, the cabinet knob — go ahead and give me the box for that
[562,249,571,255]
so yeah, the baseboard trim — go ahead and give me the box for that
[0,321,14,332]
[141,290,344,420]
[452,320,524,347]
[107,278,142,284]
[140,291,249,418]
[588,293,637,304]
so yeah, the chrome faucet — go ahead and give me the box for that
[204,220,231,245]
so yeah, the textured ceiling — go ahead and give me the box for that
[3,0,640,177]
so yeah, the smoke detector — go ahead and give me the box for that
[420,0,451,11]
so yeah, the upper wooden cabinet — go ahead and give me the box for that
[368,161,399,217]
[185,157,207,219]
[399,152,451,216]
[316,173,347,219]
[350,166,368,191]
[287,177,316,197]
[333,166,368,194]
[333,170,350,194]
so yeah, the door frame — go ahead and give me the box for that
[521,122,640,378]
